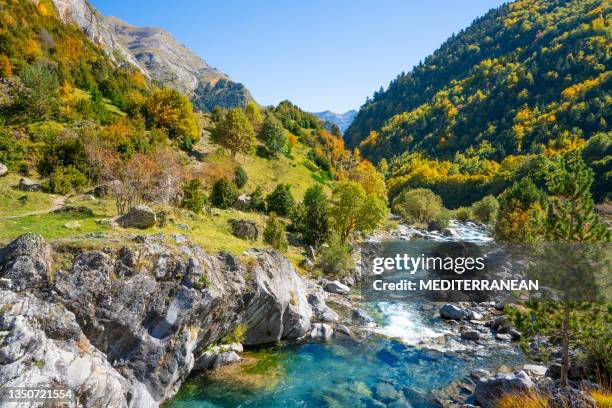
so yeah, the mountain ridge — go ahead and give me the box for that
[312,109,357,132]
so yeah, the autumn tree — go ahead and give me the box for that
[245,101,263,132]
[211,107,256,157]
[350,160,387,199]
[329,181,388,242]
[145,87,199,149]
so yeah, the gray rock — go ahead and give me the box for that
[470,369,490,381]
[233,194,251,211]
[309,323,333,341]
[522,364,547,377]
[335,324,351,337]
[495,333,512,341]
[117,205,157,229]
[494,302,505,311]
[306,288,339,323]
[194,346,242,370]
[324,280,350,295]
[509,329,522,341]
[466,310,483,320]
[299,258,314,270]
[228,219,259,240]
[18,177,42,192]
[461,330,480,341]
[352,308,375,325]
[0,162,7,177]
[440,304,465,320]
[474,371,534,408]
[492,316,512,333]
[0,233,51,291]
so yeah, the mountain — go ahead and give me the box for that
[312,110,357,132]
[51,0,253,111]
[345,0,611,163]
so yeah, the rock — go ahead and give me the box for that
[509,329,521,341]
[440,304,465,320]
[117,205,157,229]
[522,364,547,377]
[442,228,459,238]
[233,194,251,211]
[243,250,312,344]
[194,345,242,370]
[0,233,51,291]
[470,369,490,381]
[18,177,42,192]
[324,280,350,295]
[474,371,535,408]
[427,220,444,231]
[352,308,375,325]
[93,184,109,198]
[375,382,402,403]
[0,162,7,177]
[53,205,94,216]
[228,219,259,240]
[299,258,314,270]
[461,330,480,341]
[466,310,483,320]
[176,223,191,231]
[0,290,155,407]
[306,245,316,260]
[335,324,351,337]
[309,323,333,341]
[492,316,512,333]
[495,333,511,341]
[306,288,339,323]
[387,400,412,408]
[494,302,505,311]
[549,386,596,408]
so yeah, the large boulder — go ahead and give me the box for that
[228,219,259,240]
[492,316,512,333]
[242,250,312,344]
[0,162,7,177]
[0,233,51,291]
[309,323,333,341]
[474,371,535,408]
[117,205,157,229]
[440,304,465,320]
[305,282,339,323]
[18,177,42,192]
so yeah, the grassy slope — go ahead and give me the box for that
[0,137,325,268]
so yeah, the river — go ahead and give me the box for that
[167,222,527,407]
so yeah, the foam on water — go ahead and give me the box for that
[374,302,447,345]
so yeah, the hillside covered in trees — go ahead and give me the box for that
[346,0,610,206]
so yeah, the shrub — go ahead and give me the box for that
[234,166,248,189]
[266,183,294,216]
[259,113,287,157]
[0,127,23,169]
[434,209,451,228]
[46,166,88,194]
[471,195,500,224]
[292,185,330,246]
[264,214,288,251]
[248,186,266,212]
[317,234,354,276]
[223,323,247,345]
[211,178,239,209]
[182,179,207,213]
[453,207,473,222]
[391,188,443,224]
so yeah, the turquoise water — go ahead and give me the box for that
[168,223,527,407]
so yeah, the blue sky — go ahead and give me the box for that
[93,0,506,113]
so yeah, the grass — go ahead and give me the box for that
[0,174,55,217]
[497,391,549,408]
[0,212,106,244]
[590,389,612,407]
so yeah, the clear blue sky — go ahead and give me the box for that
[93,0,506,113]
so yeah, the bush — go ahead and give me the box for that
[453,207,472,222]
[182,179,207,213]
[266,183,294,216]
[471,195,500,224]
[264,214,288,251]
[391,188,443,223]
[211,178,239,209]
[46,166,88,194]
[292,185,330,246]
[0,127,23,169]
[248,186,266,212]
[234,166,248,189]
[259,113,287,157]
[317,235,354,276]
[434,209,451,228]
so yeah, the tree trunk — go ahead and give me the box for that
[560,306,570,387]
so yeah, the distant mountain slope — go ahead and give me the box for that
[51,0,253,111]
[312,110,357,132]
[346,0,611,162]
[106,16,254,111]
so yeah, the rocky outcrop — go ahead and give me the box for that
[117,205,157,229]
[0,162,7,177]
[0,234,317,406]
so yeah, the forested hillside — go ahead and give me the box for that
[345,0,610,207]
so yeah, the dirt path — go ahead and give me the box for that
[0,195,66,220]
